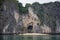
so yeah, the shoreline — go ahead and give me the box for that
[0,33,60,35]
[19,33,60,35]
[19,33,49,35]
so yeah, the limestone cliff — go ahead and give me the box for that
[21,7,40,33]
[18,1,60,33]
[32,1,60,33]
[0,0,19,33]
[0,0,60,34]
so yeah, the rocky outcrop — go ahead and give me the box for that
[0,0,60,34]
[0,0,19,33]
[18,1,60,33]
[20,7,40,33]
[32,1,60,33]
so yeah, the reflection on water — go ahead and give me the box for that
[0,35,3,40]
[0,35,60,40]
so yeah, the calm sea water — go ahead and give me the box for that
[0,35,60,40]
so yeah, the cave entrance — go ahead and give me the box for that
[27,25,33,33]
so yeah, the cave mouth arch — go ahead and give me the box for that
[27,25,33,33]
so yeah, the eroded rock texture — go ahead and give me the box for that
[18,2,60,33]
[0,0,19,33]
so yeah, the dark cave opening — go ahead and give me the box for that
[27,25,33,33]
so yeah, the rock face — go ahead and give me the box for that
[31,1,60,33]
[0,0,19,33]
[0,0,60,34]
[18,1,60,33]
[21,7,40,33]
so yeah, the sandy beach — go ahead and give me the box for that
[19,33,48,35]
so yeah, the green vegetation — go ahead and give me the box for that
[18,3,28,15]
[25,4,32,8]
[0,0,4,9]
[0,0,4,19]
[18,1,60,26]
[0,0,4,5]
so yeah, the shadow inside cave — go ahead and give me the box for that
[27,25,33,33]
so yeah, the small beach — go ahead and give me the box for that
[19,33,48,35]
